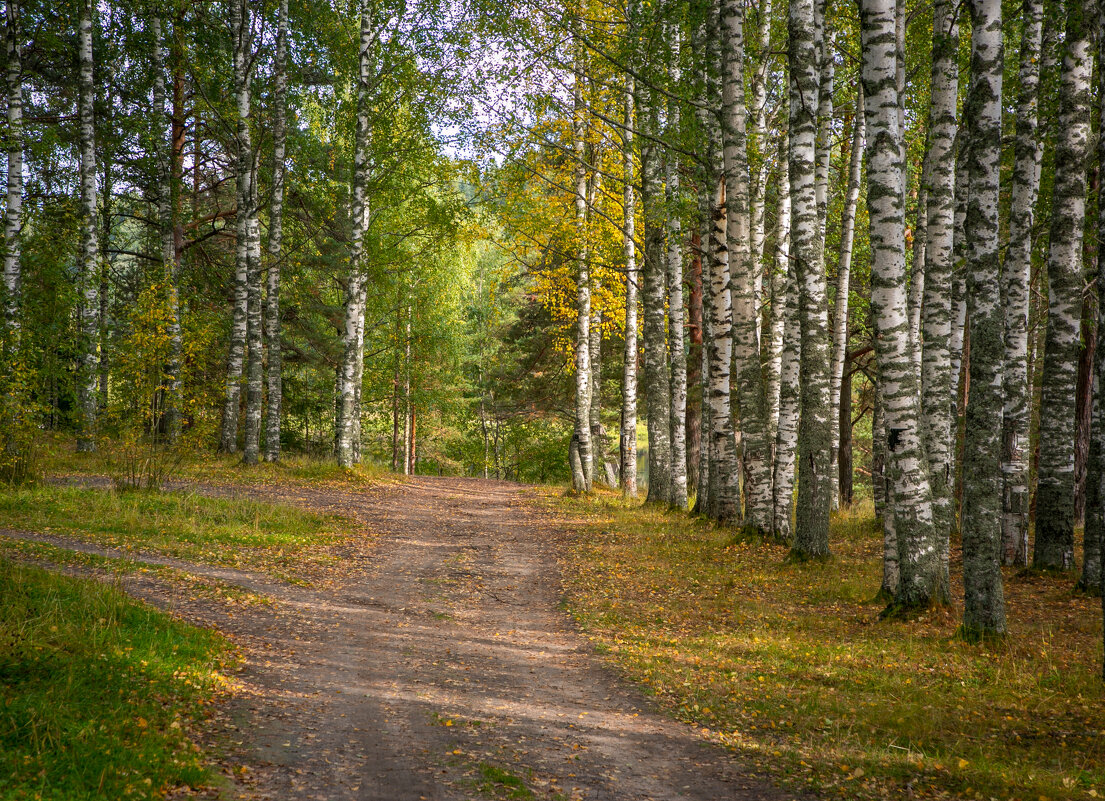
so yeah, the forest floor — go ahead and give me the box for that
[0,473,805,801]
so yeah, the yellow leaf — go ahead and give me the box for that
[957,758,969,770]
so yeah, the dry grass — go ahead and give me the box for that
[550,489,1105,800]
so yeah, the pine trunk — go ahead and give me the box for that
[1034,0,1094,572]
[264,0,288,462]
[960,0,1007,636]
[76,0,99,453]
[789,0,831,557]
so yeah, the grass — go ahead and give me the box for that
[0,557,234,800]
[38,433,391,490]
[551,489,1105,800]
[0,484,349,584]
[476,763,535,800]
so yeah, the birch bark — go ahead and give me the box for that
[3,0,20,334]
[220,0,252,454]
[336,4,374,467]
[666,25,687,508]
[620,75,638,498]
[264,0,289,462]
[789,0,831,557]
[961,0,1007,636]
[860,0,940,610]
[829,87,864,511]
[722,0,770,530]
[919,0,959,551]
[998,0,1041,565]
[771,152,797,540]
[76,0,99,453]
[571,62,593,492]
[1034,0,1094,572]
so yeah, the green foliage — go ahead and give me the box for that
[0,558,232,800]
[0,353,41,486]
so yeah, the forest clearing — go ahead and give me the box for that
[3,0,1105,797]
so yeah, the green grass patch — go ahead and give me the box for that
[550,489,1105,800]
[0,484,347,583]
[476,763,534,799]
[0,557,234,799]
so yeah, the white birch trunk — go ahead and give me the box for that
[336,4,374,467]
[76,0,99,453]
[789,0,831,556]
[829,87,864,510]
[571,61,593,492]
[620,75,638,498]
[919,0,959,561]
[264,0,288,462]
[771,152,797,540]
[3,0,20,333]
[860,0,941,610]
[1033,0,1094,572]
[961,0,1007,636]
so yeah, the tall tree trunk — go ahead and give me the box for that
[1075,301,1097,526]
[152,15,181,441]
[3,0,20,334]
[872,377,887,518]
[220,0,252,455]
[1085,2,1105,600]
[838,361,853,505]
[723,0,770,530]
[747,0,773,321]
[1034,0,1094,572]
[789,0,831,558]
[336,4,374,467]
[919,0,959,558]
[666,25,687,508]
[243,159,263,464]
[620,76,638,498]
[960,0,1007,637]
[686,232,703,496]
[771,154,797,539]
[571,61,593,493]
[642,93,671,504]
[264,0,288,462]
[860,0,941,610]
[829,86,864,513]
[590,307,607,483]
[76,0,99,453]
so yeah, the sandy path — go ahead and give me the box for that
[5,476,803,801]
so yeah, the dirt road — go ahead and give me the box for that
[8,477,803,801]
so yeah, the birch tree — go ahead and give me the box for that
[642,92,671,504]
[789,0,831,558]
[829,87,864,510]
[998,0,1041,566]
[2,0,19,334]
[76,0,99,453]
[960,0,1006,637]
[1084,1,1105,597]
[919,0,958,545]
[722,0,770,531]
[264,0,289,462]
[771,159,798,540]
[336,4,374,468]
[860,0,941,610]
[620,76,638,498]
[571,62,593,493]
[1033,0,1094,572]
[665,26,687,509]
[219,0,252,454]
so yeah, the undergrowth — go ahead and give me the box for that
[0,558,233,799]
[551,488,1105,800]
